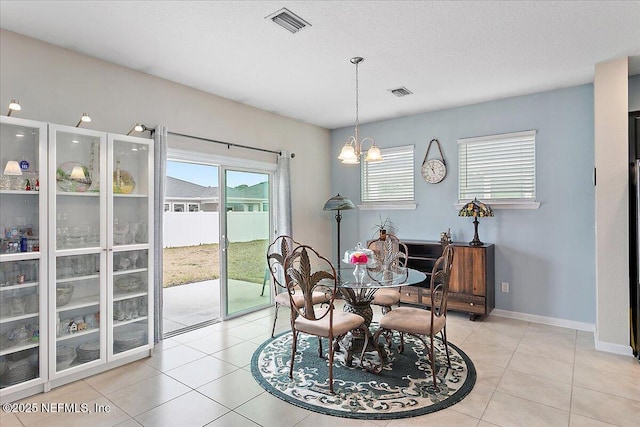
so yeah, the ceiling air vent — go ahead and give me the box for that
[266,8,311,34]
[388,87,413,97]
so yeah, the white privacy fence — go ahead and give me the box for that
[163,211,269,247]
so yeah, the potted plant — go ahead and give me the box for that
[372,215,394,240]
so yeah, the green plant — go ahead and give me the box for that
[372,215,395,237]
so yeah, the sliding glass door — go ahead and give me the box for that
[221,168,272,318]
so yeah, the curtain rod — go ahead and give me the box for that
[168,131,282,156]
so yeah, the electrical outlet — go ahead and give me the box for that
[501,282,509,293]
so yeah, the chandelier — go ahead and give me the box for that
[338,57,382,164]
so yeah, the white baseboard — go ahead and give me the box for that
[594,339,634,356]
[491,309,635,357]
[491,309,595,332]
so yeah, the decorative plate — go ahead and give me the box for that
[56,162,91,192]
[113,169,135,194]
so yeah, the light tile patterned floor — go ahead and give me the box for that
[2,302,639,427]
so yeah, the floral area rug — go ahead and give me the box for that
[251,326,476,420]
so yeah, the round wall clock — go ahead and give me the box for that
[422,158,446,183]
[421,138,447,184]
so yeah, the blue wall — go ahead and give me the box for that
[330,84,596,323]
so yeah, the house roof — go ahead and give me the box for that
[165,176,267,202]
[166,176,217,199]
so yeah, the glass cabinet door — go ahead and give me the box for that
[108,135,153,357]
[0,117,47,392]
[49,125,106,377]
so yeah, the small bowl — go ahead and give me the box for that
[56,284,74,306]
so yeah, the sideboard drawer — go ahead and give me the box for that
[399,286,421,304]
[448,293,486,314]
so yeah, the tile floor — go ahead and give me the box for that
[2,302,640,427]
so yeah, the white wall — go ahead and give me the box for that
[0,29,333,256]
[594,58,630,351]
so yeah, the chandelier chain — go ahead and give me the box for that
[354,59,359,139]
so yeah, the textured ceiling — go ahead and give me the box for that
[1,1,639,129]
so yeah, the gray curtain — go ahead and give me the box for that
[275,150,292,238]
[153,125,167,342]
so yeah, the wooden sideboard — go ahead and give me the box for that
[400,240,495,320]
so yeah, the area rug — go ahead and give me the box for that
[251,327,476,420]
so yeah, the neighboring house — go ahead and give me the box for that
[164,176,268,213]
[164,176,218,213]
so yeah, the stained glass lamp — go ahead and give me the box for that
[458,198,494,246]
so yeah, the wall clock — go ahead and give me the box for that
[421,138,447,184]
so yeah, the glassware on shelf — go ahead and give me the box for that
[134,222,147,243]
[56,162,91,193]
[138,297,147,316]
[113,301,123,321]
[87,142,100,193]
[129,252,139,270]
[113,160,135,194]
[9,297,26,316]
[113,220,129,246]
[123,300,133,320]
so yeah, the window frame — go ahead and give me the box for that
[457,130,540,210]
[173,203,185,212]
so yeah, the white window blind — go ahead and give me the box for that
[361,145,414,202]
[458,130,536,202]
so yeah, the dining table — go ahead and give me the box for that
[336,265,427,368]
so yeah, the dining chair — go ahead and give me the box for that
[266,235,331,337]
[372,244,455,389]
[367,234,408,314]
[284,244,369,393]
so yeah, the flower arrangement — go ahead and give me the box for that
[343,242,374,265]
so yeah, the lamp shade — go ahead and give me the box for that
[338,143,358,164]
[3,161,23,176]
[70,165,87,181]
[323,194,355,211]
[458,198,494,218]
[365,144,382,162]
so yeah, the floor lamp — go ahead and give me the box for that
[323,194,355,268]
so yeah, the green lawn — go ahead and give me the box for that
[163,240,268,288]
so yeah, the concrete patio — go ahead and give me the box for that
[162,279,272,335]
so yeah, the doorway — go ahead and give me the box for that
[162,160,221,335]
[220,169,272,318]
[161,153,275,336]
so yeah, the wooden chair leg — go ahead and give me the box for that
[289,329,298,379]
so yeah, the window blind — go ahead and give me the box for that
[361,145,414,202]
[458,130,536,202]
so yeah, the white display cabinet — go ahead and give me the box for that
[107,134,154,361]
[48,125,153,384]
[0,117,48,397]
